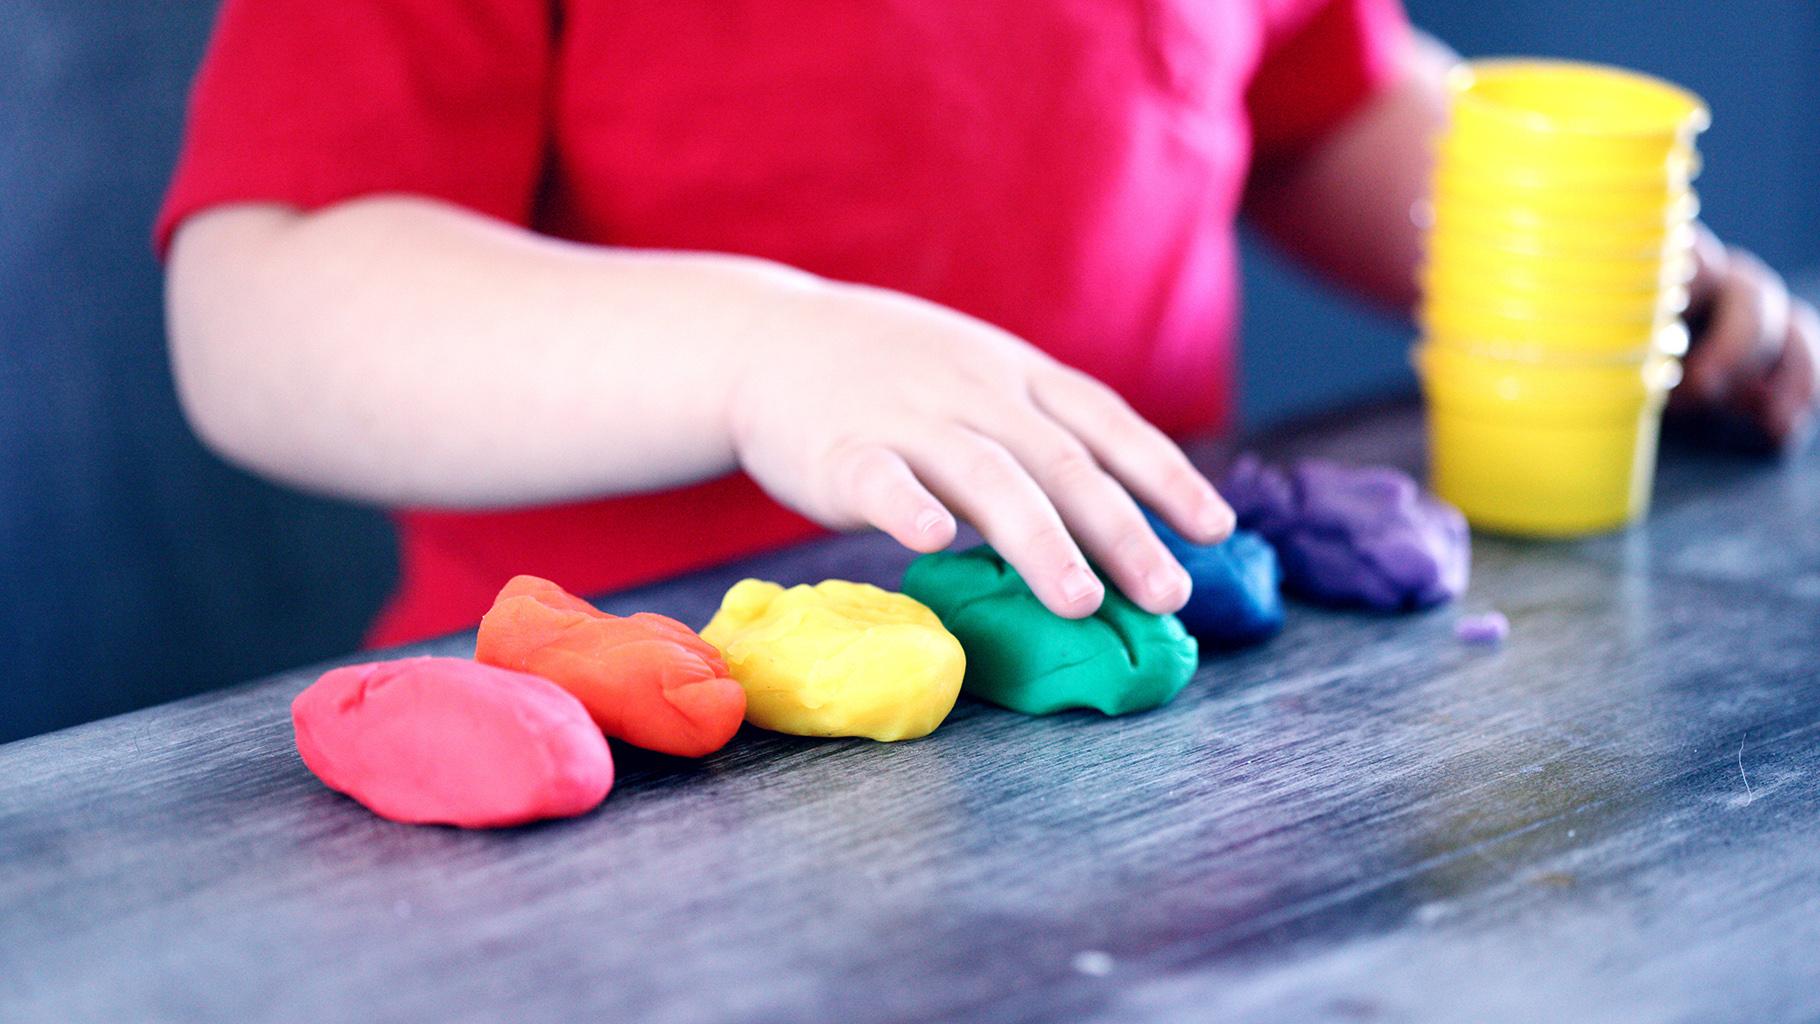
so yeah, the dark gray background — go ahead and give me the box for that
[2,0,1816,741]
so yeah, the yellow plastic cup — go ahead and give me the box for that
[1426,210,1696,260]
[1421,255,1691,303]
[1419,219,1688,263]
[1446,59,1710,166]
[1433,172,1695,224]
[1423,231,1695,292]
[1419,301,1676,356]
[1436,142,1699,192]
[1415,342,1682,535]
[1443,124,1697,177]
[1421,269,1689,323]
[1431,188,1697,238]
[1423,320,1691,364]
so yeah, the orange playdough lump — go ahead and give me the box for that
[475,575,745,757]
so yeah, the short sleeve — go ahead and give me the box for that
[155,0,553,256]
[1244,0,1410,162]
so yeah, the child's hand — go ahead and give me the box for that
[728,279,1235,618]
[1675,225,1820,450]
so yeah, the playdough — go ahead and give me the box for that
[291,657,613,828]
[1455,611,1510,645]
[1220,454,1470,611]
[901,546,1199,716]
[1145,511,1284,648]
[700,579,965,741]
[475,575,744,758]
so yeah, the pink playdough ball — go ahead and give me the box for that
[292,657,614,828]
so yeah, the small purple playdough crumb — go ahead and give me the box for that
[1455,612,1510,645]
[1220,454,1470,612]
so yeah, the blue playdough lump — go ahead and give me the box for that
[1145,511,1284,649]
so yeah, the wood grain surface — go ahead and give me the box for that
[3,401,1817,1024]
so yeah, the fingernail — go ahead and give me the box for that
[1147,565,1190,602]
[1060,565,1101,605]
[1200,501,1236,536]
[914,508,947,536]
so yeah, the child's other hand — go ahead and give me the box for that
[1675,225,1820,451]
[727,279,1235,618]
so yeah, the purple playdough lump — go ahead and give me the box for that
[1220,454,1469,611]
[1455,611,1510,645]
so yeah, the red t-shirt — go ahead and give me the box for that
[159,0,1407,646]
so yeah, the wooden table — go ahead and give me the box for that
[4,402,1817,1023]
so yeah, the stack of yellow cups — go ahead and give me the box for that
[1415,59,1709,536]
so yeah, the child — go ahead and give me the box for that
[159,1,1817,646]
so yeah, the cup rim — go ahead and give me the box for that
[1425,221,1697,261]
[1436,144,1700,189]
[1421,263,1692,300]
[1421,283,1691,322]
[1448,58,1712,140]
[1416,323,1691,366]
[1431,188,1700,229]
[1414,344,1684,418]
[1434,169,1688,207]
[1420,303,1690,345]
[1431,213,1694,247]
[1424,235,1696,274]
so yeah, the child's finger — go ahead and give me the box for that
[1684,222,1728,318]
[1030,367,1233,545]
[1684,250,1790,403]
[1762,305,1818,446]
[905,429,1105,618]
[826,442,956,551]
[984,412,1191,614]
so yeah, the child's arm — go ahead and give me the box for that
[1244,35,1819,448]
[1242,32,1453,312]
[168,198,1234,618]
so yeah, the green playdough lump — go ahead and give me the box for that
[901,546,1199,716]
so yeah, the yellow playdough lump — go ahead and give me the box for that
[701,579,965,742]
